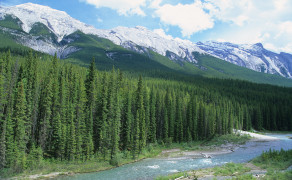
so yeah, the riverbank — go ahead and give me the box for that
[156,162,292,180]
[4,148,161,179]
[4,132,252,179]
[235,130,279,141]
[158,131,264,160]
[156,135,292,180]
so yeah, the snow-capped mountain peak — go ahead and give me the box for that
[95,26,204,61]
[1,3,292,79]
[0,3,204,62]
[0,3,97,41]
[196,41,292,78]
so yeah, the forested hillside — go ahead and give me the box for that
[0,50,291,173]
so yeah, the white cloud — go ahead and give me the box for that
[154,1,214,37]
[150,0,163,8]
[80,0,292,53]
[200,0,292,53]
[274,0,289,11]
[153,28,173,40]
[80,0,147,16]
[279,21,292,34]
[97,18,103,23]
[204,0,254,26]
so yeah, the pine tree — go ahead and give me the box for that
[13,81,27,171]
[197,102,205,139]
[85,58,96,136]
[110,91,121,164]
[139,107,146,153]
[163,107,169,142]
[98,74,109,158]
[149,89,156,143]
[143,87,150,144]
[50,54,61,158]
[186,98,193,142]
[4,114,14,167]
[23,50,37,145]
[124,91,133,150]
[0,59,7,168]
[192,98,198,141]
[168,91,175,140]
[75,77,86,160]
[38,71,53,150]
[67,114,76,161]
[0,49,291,169]
[132,110,140,159]
[0,118,6,169]
[135,76,146,153]
[175,96,183,142]
[60,124,67,161]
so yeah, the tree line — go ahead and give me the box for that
[0,50,291,172]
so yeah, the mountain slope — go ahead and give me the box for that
[0,3,204,63]
[1,3,292,87]
[197,41,292,78]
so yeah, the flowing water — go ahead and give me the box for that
[60,134,292,180]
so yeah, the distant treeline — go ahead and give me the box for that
[0,50,291,172]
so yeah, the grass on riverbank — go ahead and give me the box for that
[160,133,251,152]
[231,170,292,180]
[155,163,251,180]
[251,149,292,170]
[156,172,188,180]
[202,133,251,146]
[213,163,251,176]
[0,133,251,179]
[0,144,163,179]
[156,149,292,180]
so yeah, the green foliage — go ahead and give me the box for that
[27,144,44,170]
[0,15,23,31]
[213,163,251,176]
[192,52,292,87]
[155,172,187,180]
[1,19,292,87]
[252,149,292,170]
[263,170,292,180]
[231,174,256,180]
[0,50,291,177]
[203,134,251,146]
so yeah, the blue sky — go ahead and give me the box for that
[2,0,292,53]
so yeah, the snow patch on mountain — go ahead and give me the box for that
[0,3,204,63]
[0,3,97,42]
[0,25,80,58]
[197,41,292,78]
[94,26,204,62]
[1,3,292,78]
[79,26,204,63]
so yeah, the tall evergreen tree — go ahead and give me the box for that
[0,58,7,168]
[149,89,156,143]
[13,81,27,170]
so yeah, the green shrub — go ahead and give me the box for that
[252,149,292,170]
[263,170,292,180]
[231,174,256,180]
[155,172,186,180]
[213,163,251,176]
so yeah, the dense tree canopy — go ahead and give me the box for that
[0,50,291,172]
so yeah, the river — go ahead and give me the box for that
[59,133,292,180]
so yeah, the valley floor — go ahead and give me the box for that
[158,130,280,160]
[4,132,252,179]
[7,131,290,180]
[156,132,292,180]
[156,163,292,180]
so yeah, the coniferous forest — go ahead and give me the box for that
[0,50,292,173]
